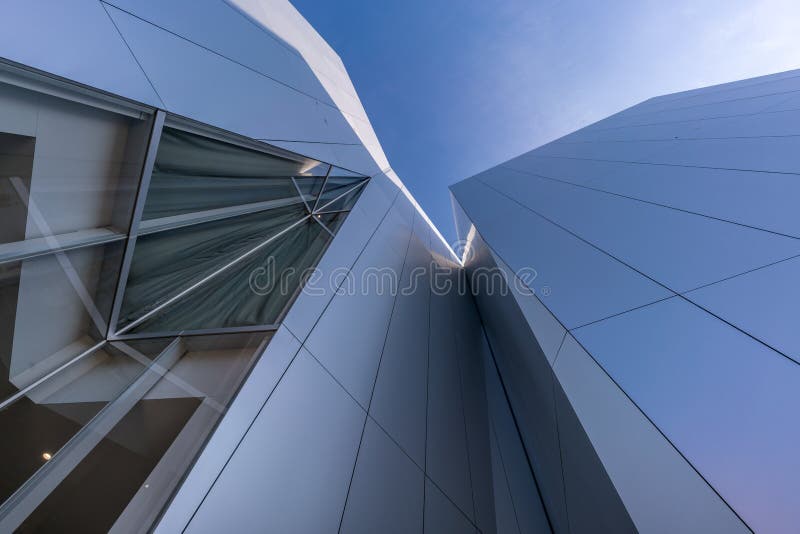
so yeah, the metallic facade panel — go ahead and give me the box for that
[369,215,431,466]
[450,284,498,534]
[339,418,424,534]
[482,340,551,534]
[573,298,800,533]
[554,334,748,534]
[303,195,414,407]
[451,177,671,328]
[106,5,362,146]
[184,349,365,533]
[426,274,476,522]
[423,479,478,534]
[102,0,335,107]
[463,229,568,532]
[553,380,636,533]
[559,107,800,142]
[475,166,800,291]
[227,0,392,172]
[503,154,800,238]
[488,430,521,534]
[685,255,800,362]
[593,90,799,129]
[0,0,162,107]
[154,326,301,533]
[637,69,800,110]
[488,249,566,365]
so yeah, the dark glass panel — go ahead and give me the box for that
[129,214,346,332]
[0,242,124,402]
[118,203,307,329]
[0,346,147,505]
[12,332,267,532]
[17,397,202,533]
[141,127,326,220]
[316,178,366,212]
[0,132,35,245]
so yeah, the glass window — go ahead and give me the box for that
[3,333,267,533]
[0,343,149,506]
[128,212,347,333]
[116,127,366,335]
[0,81,151,244]
[140,127,328,221]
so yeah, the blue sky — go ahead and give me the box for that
[291,0,800,244]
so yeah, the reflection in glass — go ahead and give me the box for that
[0,243,124,401]
[118,204,308,330]
[0,81,151,243]
[118,127,367,334]
[316,177,367,212]
[3,333,267,533]
[0,344,148,506]
[141,127,327,221]
[130,213,346,333]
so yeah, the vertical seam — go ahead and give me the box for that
[337,209,416,533]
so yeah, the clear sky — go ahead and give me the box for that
[291,0,800,244]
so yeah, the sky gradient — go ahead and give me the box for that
[291,0,800,244]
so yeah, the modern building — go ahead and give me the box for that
[0,1,797,533]
[0,1,534,533]
[452,69,800,534]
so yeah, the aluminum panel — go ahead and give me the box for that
[468,242,568,532]
[573,298,800,533]
[686,255,800,363]
[106,5,362,145]
[303,195,414,407]
[477,168,800,291]
[640,69,800,109]
[622,74,800,116]
[184,348,365,533]
[423,479,477,534]
[154,326,301,533]
[426,269,475,522]
[594,91,800,130]
[488,248,566,365]
[503,155,800,238]
[0,0,162,107]
[340,418,424,534]
[369,215,431,466]
[102,0,334,106]
[554,378,636,534]
[488,430,522,534]
[560,108,800,143]
[451,178,671,328]
[450,285,497,534]
[482,345,551,534]
[554,334,748,534]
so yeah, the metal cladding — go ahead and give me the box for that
[451,68,800,533]
[2,0,796,532]
[0,2,522,533]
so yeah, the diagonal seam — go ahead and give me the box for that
[499,163,800,241]
[100,1,166,108]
